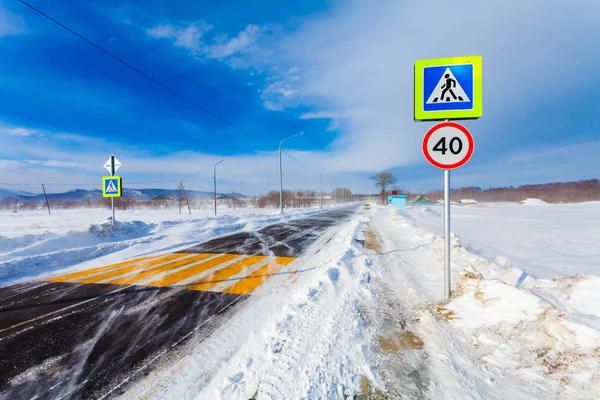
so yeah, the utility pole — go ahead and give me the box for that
[178,182,182,214]
[182,183,191,215]
[41,184,51,215]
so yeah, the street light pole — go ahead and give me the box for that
[279,132,304,214]
[320,174,323,209]
[213,158,226,216]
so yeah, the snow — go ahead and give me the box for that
[521,198,549,205]
[126,208,380,399]
[400,202,600,279]
[3,201,599,398]
[0,206,331,285]
[365,205,600,399]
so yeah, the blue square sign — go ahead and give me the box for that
[102,176,122,198]
[423,64,474,112]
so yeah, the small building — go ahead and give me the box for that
[458,199,478,206]
[410,195,435,206]
[387,195,407,209]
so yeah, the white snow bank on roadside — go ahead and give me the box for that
[376,208,600,399]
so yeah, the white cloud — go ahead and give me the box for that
[6,127,34,136]
[260,79,298,110]
[146,22,210,52]
[25,159,83,168]
[205,24,261,59]
[300,111,344,120]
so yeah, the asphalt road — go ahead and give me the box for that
[0,207,354,399]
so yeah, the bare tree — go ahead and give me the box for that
[370,170,397,205]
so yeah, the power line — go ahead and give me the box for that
[281,150,319,175]
[19,0,274,149]
[19,0,324,178]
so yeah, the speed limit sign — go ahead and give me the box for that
[422,121,474,170]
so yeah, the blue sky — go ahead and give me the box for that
[1,0,600,195]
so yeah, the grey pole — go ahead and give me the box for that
[320,174,323,209]
[444,169,451,299]
[279,145,283,213]
[278,132,304,214]
[110,154,115,228]
[213,158,226,217]
[42,184,51,215]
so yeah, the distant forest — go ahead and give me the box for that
[420,179,600,203]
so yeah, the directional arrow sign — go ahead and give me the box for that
[103,155,122,175]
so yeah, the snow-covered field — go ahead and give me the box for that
[400,201,600,279]
[0,206,329,285]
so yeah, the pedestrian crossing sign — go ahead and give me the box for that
[102,176,122,198]
[414,56,482,121]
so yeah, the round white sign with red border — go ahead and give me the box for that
[422,122,474,170]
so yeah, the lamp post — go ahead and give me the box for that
[213,158,226,216]
[320,174,323,209]
[279,132,304,214]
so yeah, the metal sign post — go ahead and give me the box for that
[444,169,451,298]
[422,122,474,298]
[111,155,115,227]
[415,55,482,299]
[102,155,122,229]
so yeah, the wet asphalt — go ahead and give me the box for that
[0,207,354,399]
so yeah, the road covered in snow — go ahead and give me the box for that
[0,207,355,399]
[1,202,599,399]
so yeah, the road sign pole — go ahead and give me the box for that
[110,155,115,228]
[444,168,451,299]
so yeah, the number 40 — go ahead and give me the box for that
[433,137,463,155]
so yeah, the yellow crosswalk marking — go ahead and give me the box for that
[186,255,267,292]
[106,253,215,285]
[222,257,295,295]
[146,253,239,287]
[76,253,190,284]
[47,251,297,295]
[48,254,161,283]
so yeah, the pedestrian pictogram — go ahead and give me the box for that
[414,55,482,121]
[102,176,122,198]
[426,68,470,104]
[106,180,117,193]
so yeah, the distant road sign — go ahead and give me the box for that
[103,155,121,174]
[414,56,482,121]
[422,122,474,170]
[102,176,122,198]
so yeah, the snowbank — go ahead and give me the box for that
[371,207,600,399]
